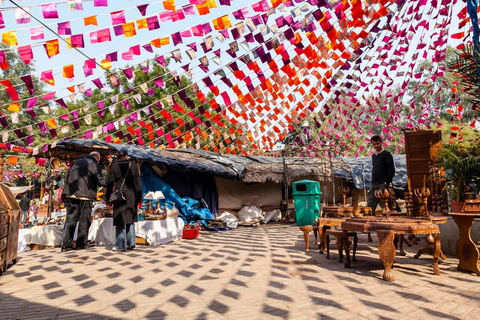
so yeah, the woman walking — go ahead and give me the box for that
[106,150,143,252]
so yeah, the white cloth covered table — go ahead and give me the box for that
[87,217,184,246]
[27,225,63,247]
[88,218,115,245]
[135,218,185,246]
[18,228,31,252]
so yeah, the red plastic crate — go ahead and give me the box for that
[182,226,200,239]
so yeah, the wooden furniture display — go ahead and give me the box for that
[341,217,441,282]
[449,212,480,276]
[322,205,371,218]
[325,228,357,262]
[299,223,319,253]
[404,130,443,216]
[317,217,345,253]
[0,154,20,277]
[414,215,447,260]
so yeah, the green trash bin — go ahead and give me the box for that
[292,180,321,226]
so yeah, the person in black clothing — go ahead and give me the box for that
[19,193,30,224]
[106,150,143,252]
[367,135,396,215]
[61,151,106,251]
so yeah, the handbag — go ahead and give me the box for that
[108,162,131,205]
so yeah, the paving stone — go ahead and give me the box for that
[1,224,480,319]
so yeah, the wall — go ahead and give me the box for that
[215,177,282,210]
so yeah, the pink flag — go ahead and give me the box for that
[111,11,126,25]
[57,21,71,35]
[31,26,44,40]
[18,45,33,64]
[94,0,108,6]
[42,3,59,19]
[42,92,56,100]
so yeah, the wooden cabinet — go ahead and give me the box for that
[404,130,443,216]
[0,154,20,276]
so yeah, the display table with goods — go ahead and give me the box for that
[18,228,31,252]
[88,217,185,246]
[26,224,64,250]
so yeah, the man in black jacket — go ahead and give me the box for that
[19,193,30,224]
[61,151,106,251]
[367,135,395,215]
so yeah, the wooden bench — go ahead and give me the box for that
[325,229,358,263]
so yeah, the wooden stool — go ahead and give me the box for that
[325,229,358,263]
[300,223,319,253]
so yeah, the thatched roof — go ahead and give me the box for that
[241,157,350,184]
[34,139,407,189]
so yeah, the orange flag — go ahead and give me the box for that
[84,15,98,26]
[63,64,74,78]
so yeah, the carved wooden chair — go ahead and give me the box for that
[325,229,358,263]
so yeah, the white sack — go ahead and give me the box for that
[238,205,264,223]
[217,212,239,228]
[264,209,282,224]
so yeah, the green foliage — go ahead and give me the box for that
[437,140,480,201]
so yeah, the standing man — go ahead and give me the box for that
[19,193,30,224]
[61,151,106,251]
[368,135,396,215]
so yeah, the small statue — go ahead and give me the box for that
[146,202,153,216]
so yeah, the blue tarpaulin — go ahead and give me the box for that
[141,163,212,225]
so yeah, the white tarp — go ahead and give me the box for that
[8,185,33,196]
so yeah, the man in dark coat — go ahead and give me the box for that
[61,151,106,251]
[19,193,30,224]
[367,135,396,214]
[106,150,143,252]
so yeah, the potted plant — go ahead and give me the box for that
[438,143,480,211]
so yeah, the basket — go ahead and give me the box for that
[182,226,200,239]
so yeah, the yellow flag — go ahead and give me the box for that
[7,102,20,113]
[2,31,18,45]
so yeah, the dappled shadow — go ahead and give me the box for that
[0,223,479,319]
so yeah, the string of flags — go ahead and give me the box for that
[0,0,477,158]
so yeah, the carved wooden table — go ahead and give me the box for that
[341,217,441,282]
[414,215,448,260]
[449,212,480,276]
[322,205,372,217]
[318,217,345,253]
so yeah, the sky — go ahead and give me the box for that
[0,0,473,155]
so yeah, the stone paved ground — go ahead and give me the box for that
[1,223,480,320]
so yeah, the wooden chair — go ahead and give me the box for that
[325,229,358,263]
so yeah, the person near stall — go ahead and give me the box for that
[61,151,107,252]
[19,193,30,224]
[29,199,39,224]
[106,150,143,252]
[367,135,396,215]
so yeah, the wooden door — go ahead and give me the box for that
[404,130,442,216]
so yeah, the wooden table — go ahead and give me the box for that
[414,215,448,260]
[322,205,372,217]
[449,212,480,276]
[318,217,346,253]
[341,217,441,282]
